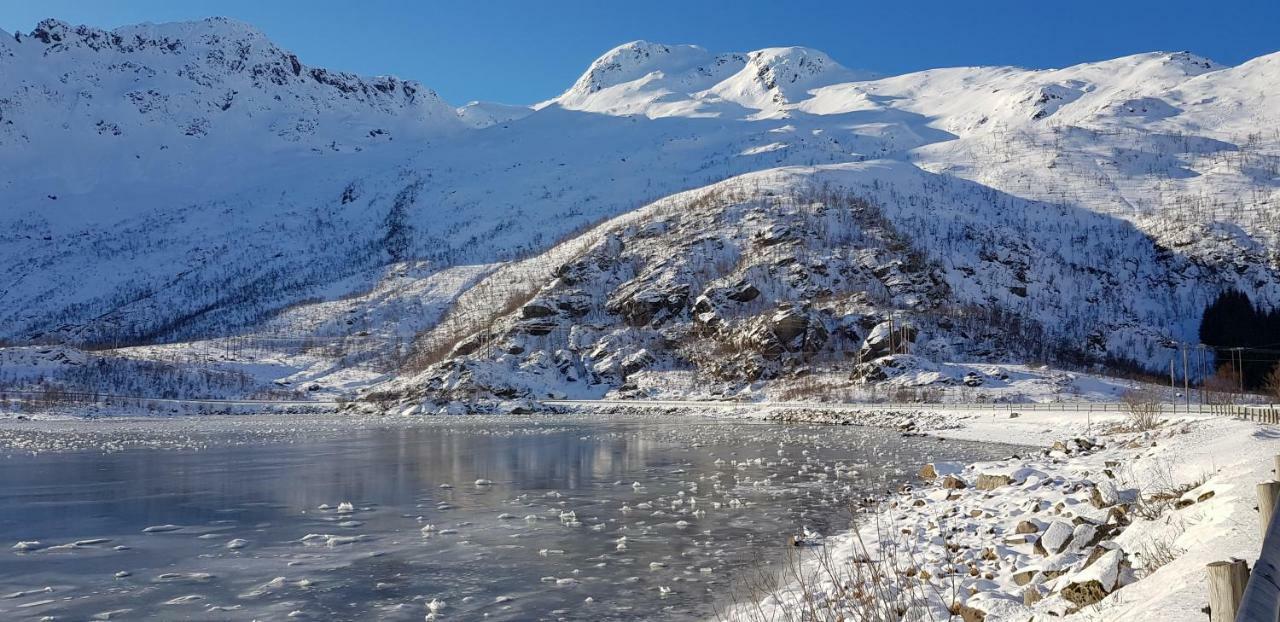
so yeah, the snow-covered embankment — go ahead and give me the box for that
[722,406,1278,621]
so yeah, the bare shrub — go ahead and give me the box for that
[1119,459,1206,521]
[1120,388,1163,431]
[1203,364,1242,405]
[1266,363,1280,400]
[361,389,404,409]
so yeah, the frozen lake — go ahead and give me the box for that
[0,413,1013,620]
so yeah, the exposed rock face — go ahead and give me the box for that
[607,282,690,327]
[745,306,829,359]
[395,184,966,403]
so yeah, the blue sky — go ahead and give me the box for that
[4,0,1277,105]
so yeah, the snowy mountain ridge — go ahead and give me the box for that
[0,17,461,204]
[548,40,878,117]
[1,17,1278,409]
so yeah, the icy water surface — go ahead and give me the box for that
[0,414,1013,621]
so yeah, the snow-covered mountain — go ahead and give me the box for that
[0,18,461,189]
[1,17,1277,409]
[456,101,533,128]
[547,40,877,118]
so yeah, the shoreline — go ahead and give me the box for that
[710,406,1274,621]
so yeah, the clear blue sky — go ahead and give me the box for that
[4,0,1277,105]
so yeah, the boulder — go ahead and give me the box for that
[691,295,720,325]
[520,301,558,319]
[859,319,918,359]
[1034,521,1074,556]
[1069,523,1100,550]
[1090,481,1138,509]
[850,361,889,383]
[956,603,987,622]
[726,281,760,303]
[746,306,828,358]
[619,349,655,377]
[1011,569,1039,586]
[1015,520,1040,534]
[942,475,968,490]
[1073,438,1097,451]
[919,464,939,480]
[451,332,487,357]
[976,474,1014,490]
[1061,550,1126,608]
[770,307,809,343]
[1105,505,1130,526]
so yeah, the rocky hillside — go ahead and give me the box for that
[386,161,1280,413]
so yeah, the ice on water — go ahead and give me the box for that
[0,412,1009,620]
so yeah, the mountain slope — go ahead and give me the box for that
[1,18,1277,405]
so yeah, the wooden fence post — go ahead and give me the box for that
[1260,481,1280,540]
[1207,559,1250,622]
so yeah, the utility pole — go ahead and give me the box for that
[1183,344,1190,412]
[1198,344,1206,407]
[1237,348,1245,394]
[888,313,896,356]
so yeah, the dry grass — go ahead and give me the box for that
[1132,526,1185,577]
[714,505,958,622]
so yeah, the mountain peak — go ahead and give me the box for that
[742,46,872,96]
[567,40,714,96]
[553,41,880,116]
